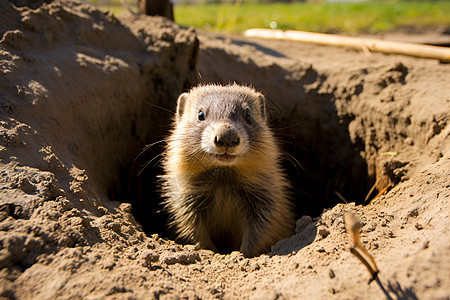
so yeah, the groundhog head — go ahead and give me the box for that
[172,84,274,169]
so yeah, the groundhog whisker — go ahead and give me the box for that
[282,151,305,172]
[137,160,153,176]
[273,123,300,132]
[138,151,166,176]
[185,150,210,172]
[135,140,167,161]
[279,139,308,152]
[153,156,167,168]
[144,102,176,116]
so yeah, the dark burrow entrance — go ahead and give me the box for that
[111,85,374,246]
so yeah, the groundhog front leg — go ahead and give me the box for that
[239,214,272,257]
[195,219,219,253]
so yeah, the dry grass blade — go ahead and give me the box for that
[345,211,379,283]
[363,179,378,205]
[373,184,392,200]
[334,191,348,204]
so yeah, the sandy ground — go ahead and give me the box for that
[0,1,449,299]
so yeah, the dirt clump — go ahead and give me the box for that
[0,1,449,299]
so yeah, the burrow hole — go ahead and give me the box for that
[112,89,373,244]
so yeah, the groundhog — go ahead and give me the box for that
[161,84,295,257]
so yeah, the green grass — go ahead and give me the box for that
[174,1,450,35]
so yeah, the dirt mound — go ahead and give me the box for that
[0,1,449,299]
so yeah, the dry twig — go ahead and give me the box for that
[345,211,379,283]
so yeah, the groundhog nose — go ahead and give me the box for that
[214,126,240,148]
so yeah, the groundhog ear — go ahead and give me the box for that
[176,93,188,120]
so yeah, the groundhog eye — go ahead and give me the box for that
[198,110,205,121]
[244,110,251,124]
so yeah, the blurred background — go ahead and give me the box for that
[90,0,449,36]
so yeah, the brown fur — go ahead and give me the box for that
[161,84,295,257]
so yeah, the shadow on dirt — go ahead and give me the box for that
[376,277,419,300]
[270,222,318,256]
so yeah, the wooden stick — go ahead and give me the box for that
[244,28,450,62]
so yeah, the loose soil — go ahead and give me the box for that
[0,1,449,299]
